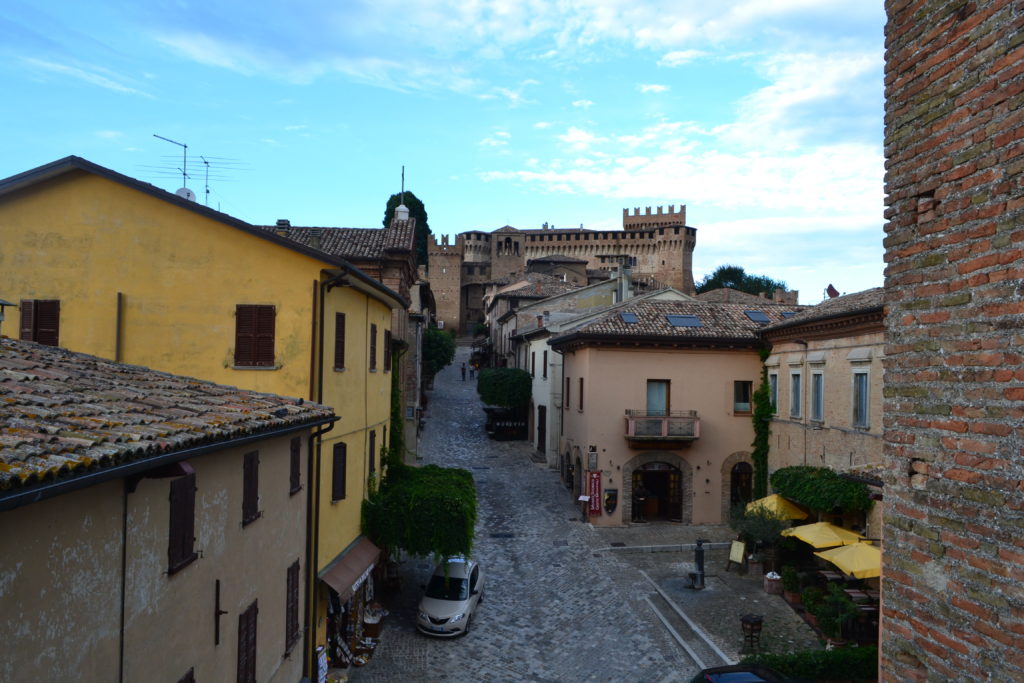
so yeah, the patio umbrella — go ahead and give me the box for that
[814,542,881,579]
[745,494,808,520]
[781,521,866,548]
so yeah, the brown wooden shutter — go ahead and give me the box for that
[368,430,376,474]
[35,300,59,347]
[168,472,197,573]
[331,443,346,501]
[19,299,35,341]
[383,330,392,371]
[286,560,300,651]
[334,313,346,369]
[242,451,260,525]
[370,324,377,370]
[236,305,275,367]
[289,437,301,494]
[237,600,258,683]
[254,306,275,366]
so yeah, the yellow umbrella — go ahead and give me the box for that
[745,494,808,520]
[814,542,881,579]
[781,521,866,548]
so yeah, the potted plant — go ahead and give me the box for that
[816,583,859,646]
[801,586,824,627]
[781,566,801,605]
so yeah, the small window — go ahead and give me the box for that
[619,312,639,324]
[237,600,258,683]
[531,352,536,377]
[20,299,60,347]
[289,437,302,495]
[235,304,276,367]
[242,451,260,526]
[734,381,752,413]
[332,443,346,501]
[383,329,392,372]
[744,310,770,324]
[666,314,701,327]
[542,351,548,379]
[168,470,198,574]
[285,560,300,653]
[334,313,346,370]
[578,377,584,411]
[781,311,797,319]
[369,324,378,371]
[768,373,778,413]
[790,372,802,418]
[853,371,870,428]
[565,377,571,408]
[811,371,824,422]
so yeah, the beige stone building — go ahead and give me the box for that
[761,288,885,536]
[0,339,334,683]
[549,299,801,526]
[428,205,697,334]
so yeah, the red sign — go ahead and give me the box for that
[588,472,602,515]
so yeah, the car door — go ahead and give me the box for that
[469,565,480,607]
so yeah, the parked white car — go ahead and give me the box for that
[416,556,484,637]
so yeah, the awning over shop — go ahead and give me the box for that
[781,521,866,549]
[319,536,381,603]
[746,494,808,520]
[815,542,881,579]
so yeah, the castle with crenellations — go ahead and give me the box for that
[427,205,696,334]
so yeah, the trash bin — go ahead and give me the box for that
[763,573,783,595]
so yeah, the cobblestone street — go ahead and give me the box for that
[352,347,820,682]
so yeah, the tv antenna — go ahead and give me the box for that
[201,156,211,206]
[153,134,188,189]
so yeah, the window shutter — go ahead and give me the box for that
[242,451,259,525]
[254,306,275,367]
[331,443,347,501]
[289,437,301,494]
[237,600,258,683]
[35,300,60,347]
[19,299,35,342]
[168,472,197,573]
[372,324,378,369]
[368,430,376,474]
[235,305,256,366]
[334,313,346,369]
[286,560,300,651]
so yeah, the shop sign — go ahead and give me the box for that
[588,472,602,515]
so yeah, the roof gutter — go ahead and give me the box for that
[0,416,337,513]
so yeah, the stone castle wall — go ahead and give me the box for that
[882,1,1024,680]
[427,234,463,331]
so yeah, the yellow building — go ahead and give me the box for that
[0,156,405,675]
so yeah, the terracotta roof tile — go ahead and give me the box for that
[0,339,333,493]
[762,287,883,331]
[257,221,416,260]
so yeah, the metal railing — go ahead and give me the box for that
[624,410,700,439]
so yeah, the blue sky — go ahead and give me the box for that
[1,1,886,303]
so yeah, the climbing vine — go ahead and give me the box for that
[770,466,873,514]
[751,348,773,499]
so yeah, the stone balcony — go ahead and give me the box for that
[624,409,700,447]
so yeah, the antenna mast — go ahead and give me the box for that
[201,156,211,206]
[400,165,405,205]
[153,134,188,188]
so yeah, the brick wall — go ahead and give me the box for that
[882,1,1024,680]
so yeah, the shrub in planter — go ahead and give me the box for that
[801,586,824,626]
[816,583,860,643]
[781,565,801,604]
[742,645,878,682]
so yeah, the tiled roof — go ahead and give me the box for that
[259,221,416,260]
[528,254,589,264]
[0,339,333,495]
[696,287,785,305]
[552,299,804,344]
[494,273,580,300]
[762,287,884,331]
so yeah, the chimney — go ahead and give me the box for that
[275,219,291,237]
[308,228,322,250]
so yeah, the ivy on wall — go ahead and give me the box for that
[770,465,873,514]
[750,349,772,499]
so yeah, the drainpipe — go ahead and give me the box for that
[302,419,334,681]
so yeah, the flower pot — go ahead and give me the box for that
[764,576,783,595]
[783,590,802,606]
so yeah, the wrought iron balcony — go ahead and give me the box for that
[624,409,700,445]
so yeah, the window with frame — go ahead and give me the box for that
[811,371,824,422]
[734,380,753,414]
[383,329,392,371]
[20,299,60,347]
[531,351,536,377]
[237,600,258,683]
[646,379,669,416]
[331,443,347,501]
[542,351,548,379]
[235,304,276,367]
[285,560,300,653]
[289,437,302,495]
[334,313,346,370]
[853,371,870,428]
[790,372,802,418]
[242,451,261,526]
[768,373,778,413]
[578,377,584,411]
[370,324,378,371]
[565,377,570,407]
[168,469,198,574]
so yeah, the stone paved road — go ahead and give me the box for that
[352,347,820,682]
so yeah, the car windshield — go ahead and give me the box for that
[425,574,468,601]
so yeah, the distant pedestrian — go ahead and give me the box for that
[461,363,466,381]
[633,482,650,522]
[469,364,476,380]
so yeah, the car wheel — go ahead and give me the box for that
[463,615,472,635]
[478,591,484,604]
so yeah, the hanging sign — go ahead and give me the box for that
[588,472,602,515]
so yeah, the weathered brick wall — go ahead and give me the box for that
[883,1,1024,680]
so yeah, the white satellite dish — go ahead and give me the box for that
[176,187,196,201]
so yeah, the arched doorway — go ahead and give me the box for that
[631,464,683,522]
[730,462,753,507]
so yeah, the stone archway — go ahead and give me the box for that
[622,452,692,524]
[720,451,754,523]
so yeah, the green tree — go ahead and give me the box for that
[696,264,787,297]
[751,350,773,498]
[383,191,432,266]
[422,327,456,381]
[476,368,532,410]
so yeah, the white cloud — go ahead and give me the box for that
[480,131,512,147]
[659,50,705,66]
[572,99,594,109]
[534,121,552,129]
[558,127,605,151]
[21,58,152,97]
[95,130,123,139]
[638,84,669,93]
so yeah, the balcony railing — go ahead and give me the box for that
[624,409,700,442]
